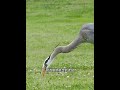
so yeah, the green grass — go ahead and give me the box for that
[26,0,94,90]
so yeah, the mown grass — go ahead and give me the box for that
[26,0,94,90]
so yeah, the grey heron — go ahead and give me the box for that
[41,23,94,76]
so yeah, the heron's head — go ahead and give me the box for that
[41,55,52,77]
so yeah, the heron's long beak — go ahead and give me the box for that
[41,66,46,77]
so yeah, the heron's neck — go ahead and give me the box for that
[50,35,83,60]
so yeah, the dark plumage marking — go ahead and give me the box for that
[44,55,51,67]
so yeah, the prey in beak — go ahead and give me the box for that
[41,65,47,77]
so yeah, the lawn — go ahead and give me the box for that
[26,0,94,90]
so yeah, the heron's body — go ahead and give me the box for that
[42,23,94,76]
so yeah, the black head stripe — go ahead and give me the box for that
[48,55,50,59]
[45,59,48,64]
[45,56,50,64]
